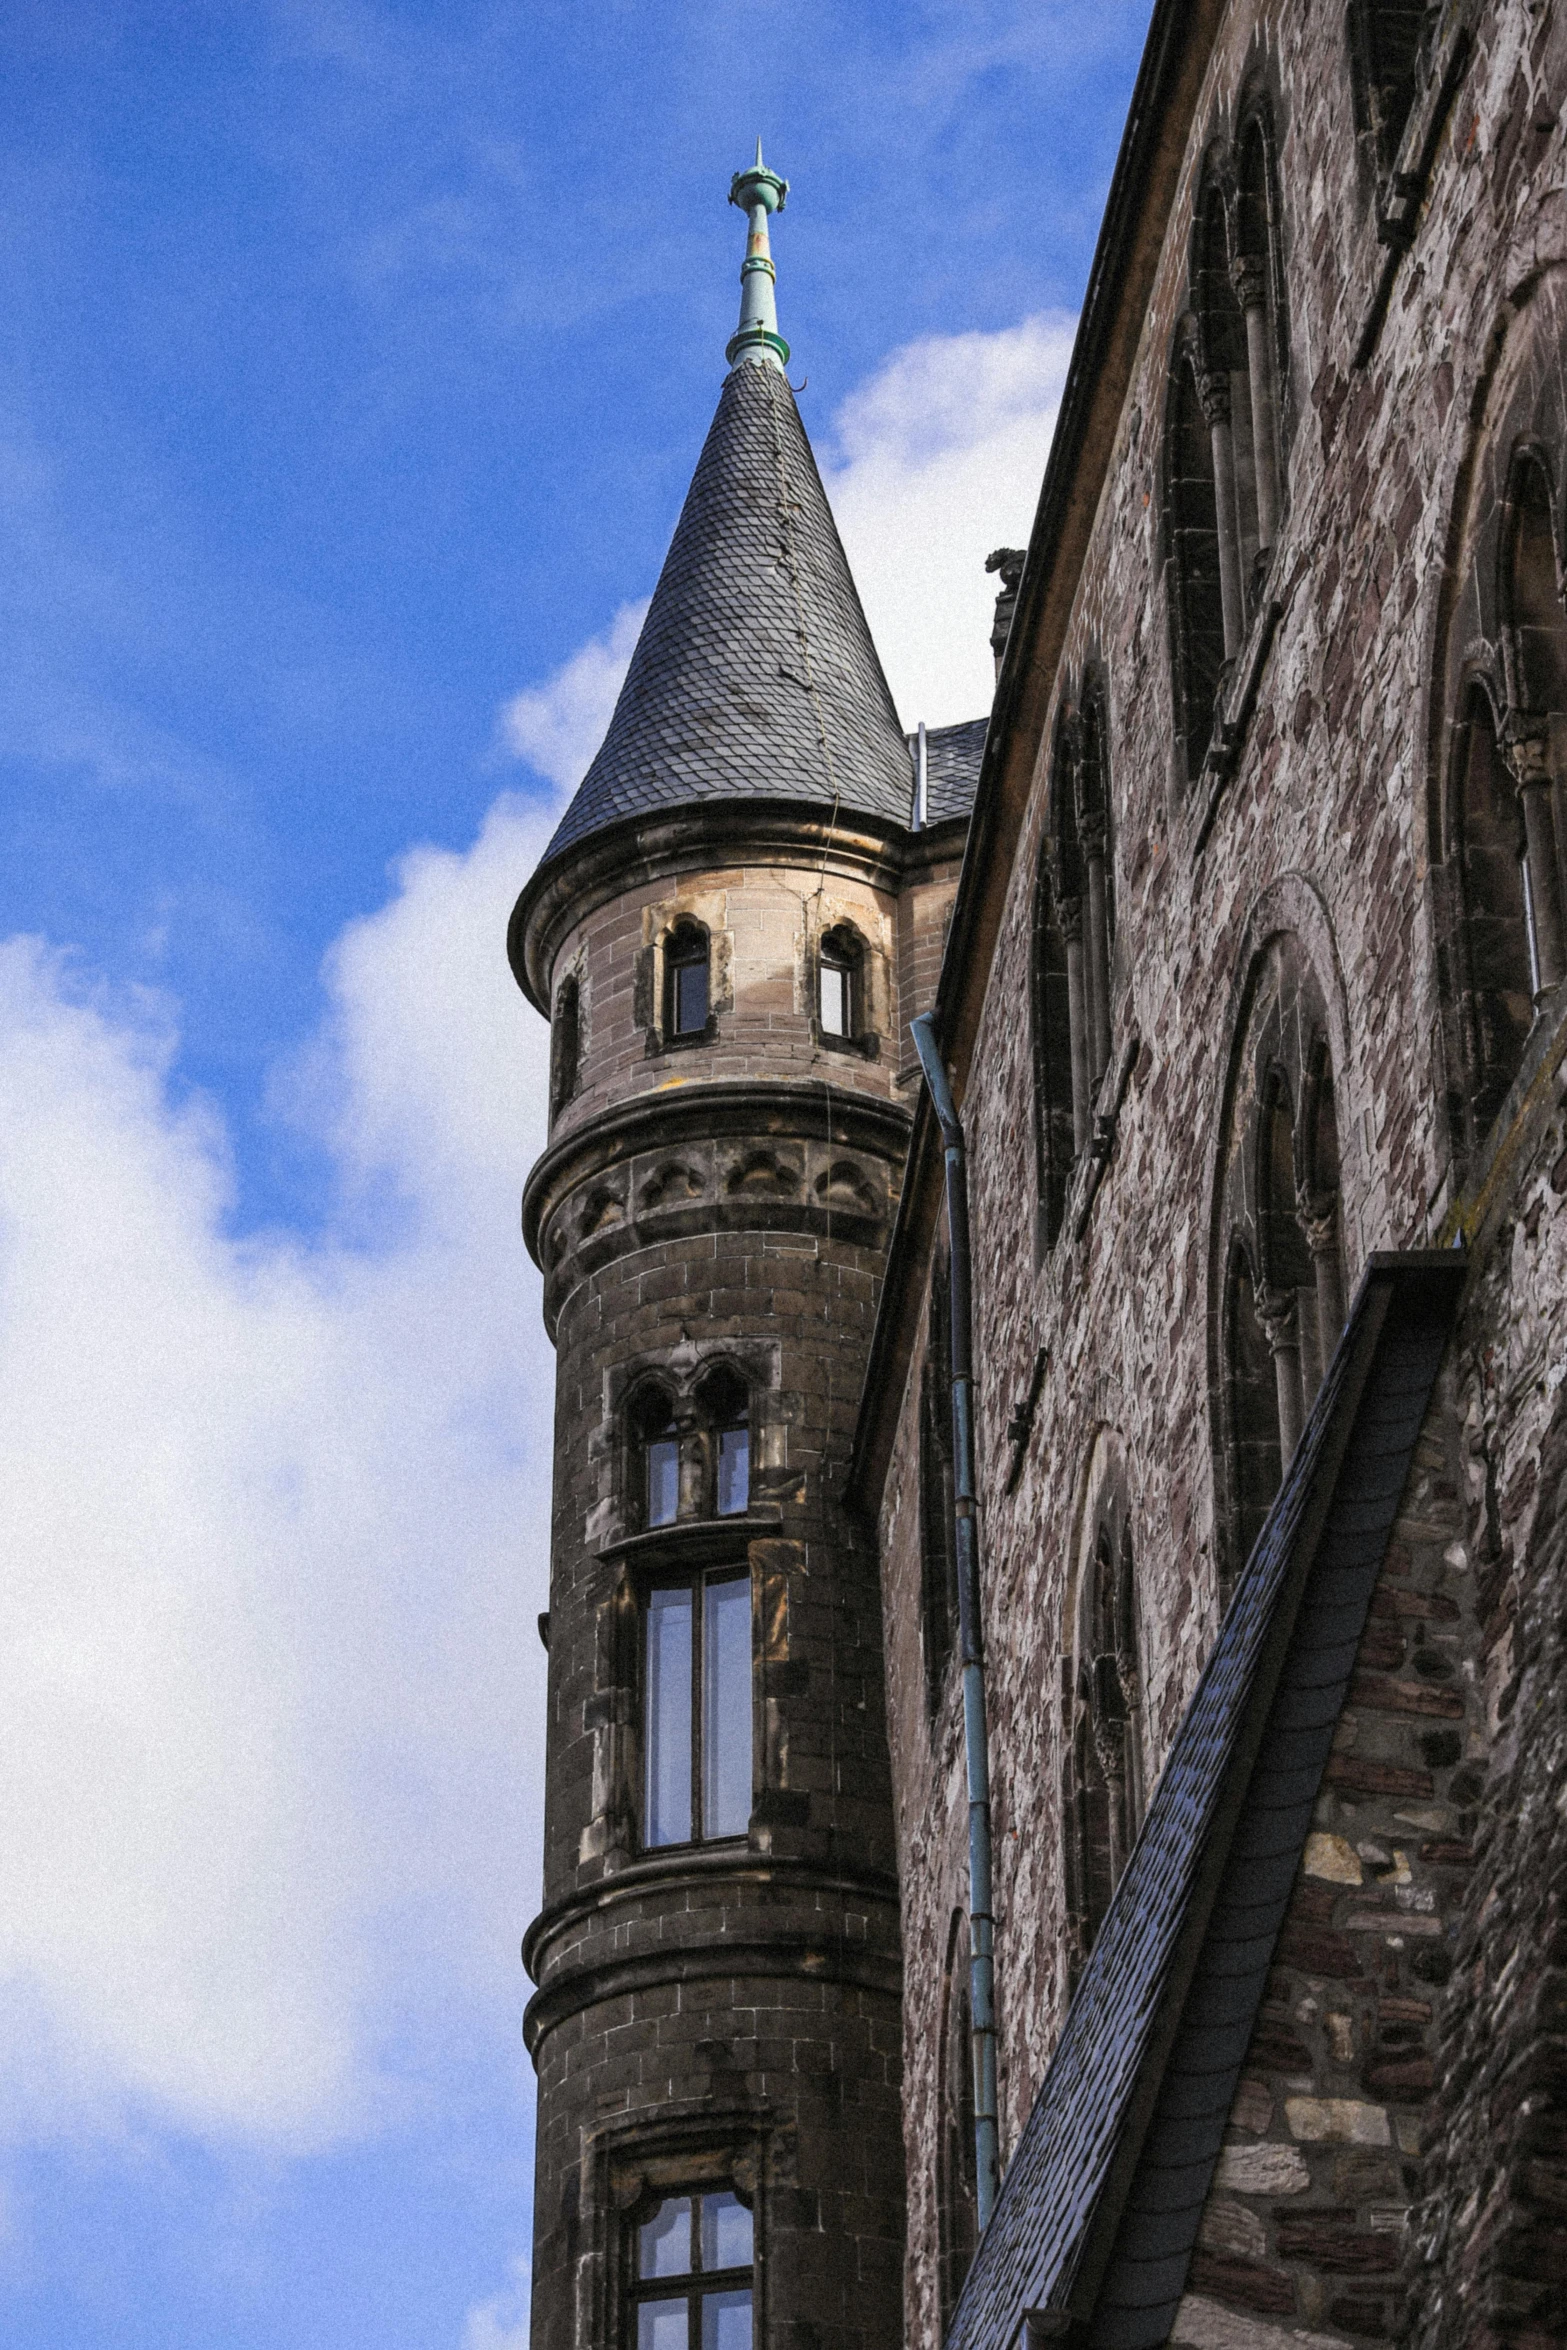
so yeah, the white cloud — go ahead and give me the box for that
[462,2256,531,2350]
[497,601,649,791]
[826,312,1076,729]
[0,791,560,2152]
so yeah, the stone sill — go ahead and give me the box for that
[599,1510,785,1570]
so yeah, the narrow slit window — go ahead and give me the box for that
[633,2193,754,2350]
[643,1569,752,1848]
[818,929,858,1038]
[717,1423,749,1516]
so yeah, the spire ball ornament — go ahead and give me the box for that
[726,138,791,372]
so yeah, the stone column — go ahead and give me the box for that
[1232,256,1281,556]
[1080,809,1112,1092]
[1507,729,1566,996]
[1299,1187,1346,1382]
[1060,893,1091,1155]
[1199,368,1245,659]
[1256,1280,1305,1465]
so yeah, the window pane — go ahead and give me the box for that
[702,1575,751,1840]
[640,2197,693,2279]
[699,2192,753,2273]
[639,2299,691,2350]
[716,1427,749,1517]
[646,1591,693,1847]
[700,2289,752,2350]
[647,1437,680,1528]
[819,959,850,1036]
[675,957,709,1034]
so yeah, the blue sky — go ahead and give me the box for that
[0,4,1147,2344]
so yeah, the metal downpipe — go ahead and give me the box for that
[910,1012,1000,2232]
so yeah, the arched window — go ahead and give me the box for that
[1166,327,1228,782]
[1063,1505,1142,1984]
[1234,111,1286,567]
[919,1247,958,1716]
[696,1363,750,1518]
[1452,683,1536,1141]
[1502,452,1567,998]
[1032,682,1117,1244]
[664,919,711,1041]
[936,1911,978,2331]
[1347,0,1432,176]
[1166,112,1290,784]
[631,1382,681,1530]
[549,974,580,1118]
[1213,932,1348,1599]
[817,925,862,1042]
[1224,1241,1283,1591]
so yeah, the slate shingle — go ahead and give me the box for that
[910,716,989,827]
[541,365,917,864]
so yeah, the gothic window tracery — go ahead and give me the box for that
[1165,101,1291,783]
[1061,1457,1143,1987]
[1434,282,1567,1169]
[1032,675,1117,1248]
[1212,934,1348,1601]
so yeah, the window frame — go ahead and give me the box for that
[627,2188,756,2350]
[663,921,713,1045]
[640,1562,754,1852]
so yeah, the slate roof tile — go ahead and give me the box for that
[541,364,916,864]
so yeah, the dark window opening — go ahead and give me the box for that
[665,922,711,1039]
[632,2191,753,2350]
[1167,344,1227,782]
[1224,1244,1283,1599]
[1455,685,1535,1142]
[643,1569,751,1849]
[1348,0,1433,176]
[632,1385,681,1530]
[918,1249,958,1717]
[1065,1519,1141,1984]
[550,975,580,1117]
[817,925,861,1040]
[697,1364,751,1518]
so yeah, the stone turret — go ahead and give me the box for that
[509,154,986,2350]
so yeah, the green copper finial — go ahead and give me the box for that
[726,140,790,372]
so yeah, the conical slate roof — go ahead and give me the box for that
[541,362,914,863]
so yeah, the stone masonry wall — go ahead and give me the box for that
[874,5,1567,2344]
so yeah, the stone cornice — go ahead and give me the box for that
[521,1078,913,1267]
[522,1849,902,2050]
